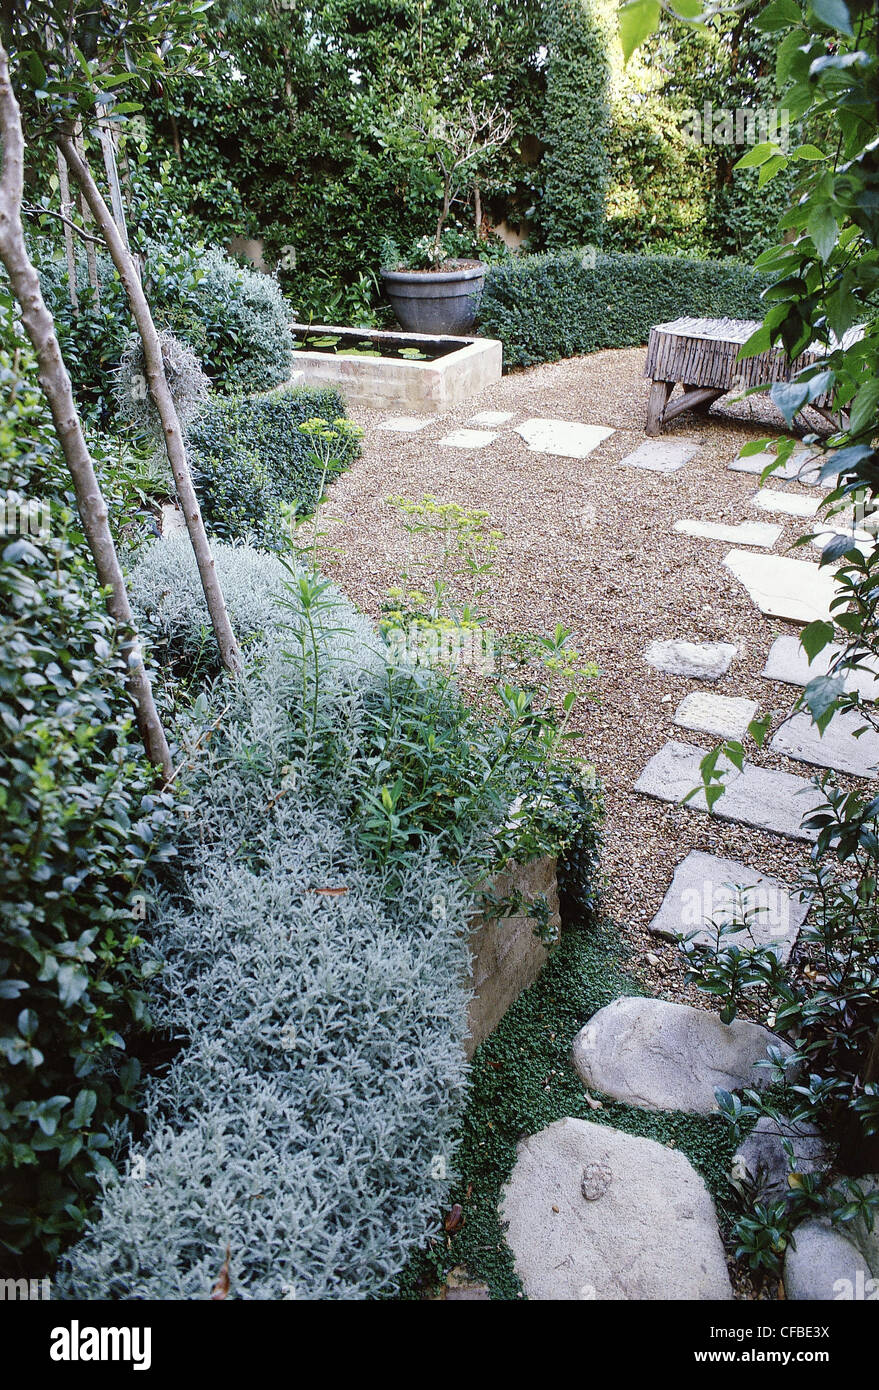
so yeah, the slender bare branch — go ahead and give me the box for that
[0,43,173,779]
[57,130,244,677]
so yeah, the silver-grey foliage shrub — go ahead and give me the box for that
[60,539,472,1300]
[114,330,211,439]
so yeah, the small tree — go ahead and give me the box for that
[6,0,243,676]
[377,91,514,267]
[0,44,172,778]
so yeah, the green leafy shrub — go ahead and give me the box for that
[187,386,361,551]
[0,299,175,1271]
[540,0,612,248]
[35,235,294,424]
[479,249,768,368]
[60,536,603,1299]
[160,246,294,394]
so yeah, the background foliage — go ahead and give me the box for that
[0,298,175,1271]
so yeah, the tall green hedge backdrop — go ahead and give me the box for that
[30,0,795,322]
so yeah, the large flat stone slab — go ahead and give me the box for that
[724,549,838,624]
[752,487,822,519]
[763,634,879,702]
[645,639,737,681]
[729,447,822,485]
[500,1117,733,1300]
[572,997,789,1113]
[634,739,823,841]
[648,850,808,963]
[770,709,879,778]
[674,691,758,739]
[621,438,699,474]
[514,418,614,459]
[675,518,781,548]
[785,1220,873,1300]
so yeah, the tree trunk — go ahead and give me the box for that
[56,132,244,678]
[94,102,132,256]
[54,147,79,313]
[0,48,172,779]
[73,123,100,304]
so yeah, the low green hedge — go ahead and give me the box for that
[187,384,361,550]
[478,251,769,369]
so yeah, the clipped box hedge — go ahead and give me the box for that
[188,383,360,550]
[478,251,769,370]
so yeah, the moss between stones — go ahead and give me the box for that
[396,913,737,1300]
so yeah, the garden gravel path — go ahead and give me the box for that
[323,346,851,1011]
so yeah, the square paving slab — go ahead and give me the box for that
[439,428,498,449]
[675,518,781,548]
[514,418,614,459]
[728,447,823,485]
[376,416,434,432]
[763,634,879,702]
[634,739,823,841]
[770,709,879,778]
[645,639,737,680]
[674,691,758,739]
[648,850,808,962]
[621,439,699,474]
[752,488,822,519]
[724,549,838,624]
[468,410,515,427]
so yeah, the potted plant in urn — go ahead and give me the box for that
[376,91,514,336]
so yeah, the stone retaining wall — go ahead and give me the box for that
[465,855,560,1057]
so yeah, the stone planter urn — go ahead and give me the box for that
[381,262,485,336]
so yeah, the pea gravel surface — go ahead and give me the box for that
[321,346,848,1009]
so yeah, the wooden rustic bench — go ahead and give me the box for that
[644,315,850,435]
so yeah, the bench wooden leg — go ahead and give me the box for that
[646,380,673,435]
[663,386,725,424]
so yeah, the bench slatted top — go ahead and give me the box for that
[645,316,860,407]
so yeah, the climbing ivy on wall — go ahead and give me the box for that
[130,0,546,317]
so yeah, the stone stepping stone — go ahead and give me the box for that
[724,548,838,624]
[500,1117,733,1300]
[375,416,433,432]
[770,708,879,778]
[439,428,497,449]
[572,997,791,1113]
[514,418,614,459]
[752,487,822,519]
[634,739,822,841]
[645,639,737,681]
[468,410,514,427]
[648,850,808,963]
[763,634,879,702]
[621,438,699,474]
[673,691,758,738]
[728,446,822,485]
[810,527,876,559]
[784,1220,874,1300]
[674,518,780,548]
[734,1117,828,1202]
